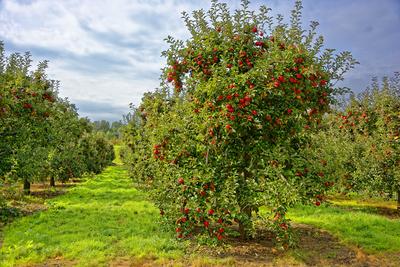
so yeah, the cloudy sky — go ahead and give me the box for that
[0,0,399,121]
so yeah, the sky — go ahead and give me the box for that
[0,0,399,122]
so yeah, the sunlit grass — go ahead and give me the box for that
[0,166,184,266]
[113,145,123,165]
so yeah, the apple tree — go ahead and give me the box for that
[0,48,57,193]
[123,0,357,246]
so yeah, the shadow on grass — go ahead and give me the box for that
[29,189,67,199]
[193,224,389,267]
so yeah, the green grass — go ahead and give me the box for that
[113,145,123,165]
[287,203,400,253]
[0,166,184,266]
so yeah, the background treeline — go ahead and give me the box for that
[0,41,114,207]
[91,119,126,143]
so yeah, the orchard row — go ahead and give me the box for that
[0,42,114,198]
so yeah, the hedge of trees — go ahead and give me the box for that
[0,41,114,198]
[120,0,359,247]
[309,73,400,209]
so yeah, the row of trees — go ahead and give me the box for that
[120,0,360,247]
[0,41,114,197]
[310,73,400,208]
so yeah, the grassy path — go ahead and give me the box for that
[0,165,183,266]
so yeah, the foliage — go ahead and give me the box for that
[0,47,56,189]
[122,0,357,246]
[79,132,115,174]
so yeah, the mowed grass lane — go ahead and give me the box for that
[0,165,183,266]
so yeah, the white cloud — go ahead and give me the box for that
[0,1,107,55]
[0,0,211,120]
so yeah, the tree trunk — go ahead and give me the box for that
[397,190,400,211]
[238,206,252,239]
[50,177,55,187]
[238,150,253,239]
[23,179,31,194]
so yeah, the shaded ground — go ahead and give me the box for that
[1,179,83,222]
[212,225,356,266]
[29,182,79,200]
[192,224,400,267]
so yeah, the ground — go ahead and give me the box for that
[1,162,399,266]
